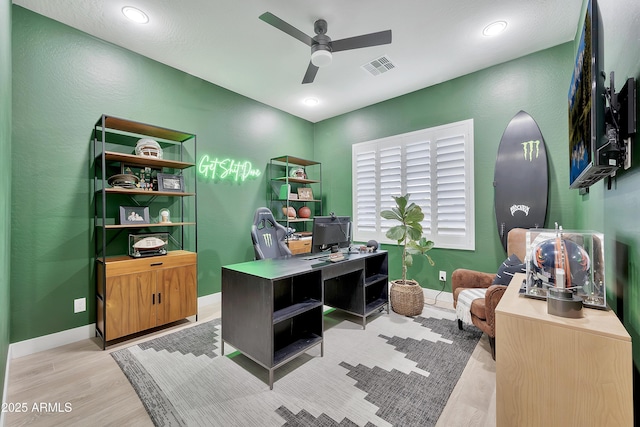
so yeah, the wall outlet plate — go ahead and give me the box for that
[439,271,446,281]
[74,297,86,313]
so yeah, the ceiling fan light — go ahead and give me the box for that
[311,50,332,67]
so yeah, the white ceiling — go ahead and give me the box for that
[13,0,583,123]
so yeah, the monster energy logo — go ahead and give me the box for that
[263,234,273,247]
[521,140,540,161]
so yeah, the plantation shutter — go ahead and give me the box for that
[352,119,474,250]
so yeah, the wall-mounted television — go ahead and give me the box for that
[568,0,616,189]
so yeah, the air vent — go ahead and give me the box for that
[361,55,395,76]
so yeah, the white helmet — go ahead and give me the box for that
[135,138,163,159]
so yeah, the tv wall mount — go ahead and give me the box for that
[603,71,637,171]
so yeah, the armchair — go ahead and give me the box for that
[452,228,527,359]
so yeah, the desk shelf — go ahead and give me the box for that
[273,299,322,324]
[273,333,322,366]
[365,273,387,287]
[365,297,389,315]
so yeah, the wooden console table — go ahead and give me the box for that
[221,250,388,389]
[495,273,632,426]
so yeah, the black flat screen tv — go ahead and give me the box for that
[568,0,616,189]
[311,215,351,253]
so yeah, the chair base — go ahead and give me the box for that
[457,319,496,360]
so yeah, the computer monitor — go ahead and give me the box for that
[311,215,351,253]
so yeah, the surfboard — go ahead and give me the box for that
[494,110,549,251]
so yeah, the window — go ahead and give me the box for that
[352,119,474,250]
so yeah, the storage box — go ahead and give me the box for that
[524,228,605,309]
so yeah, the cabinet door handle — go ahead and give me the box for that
[158,292,161,304]
[150,262,163,267]
[152,294,155,305]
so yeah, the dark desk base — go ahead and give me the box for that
[221,251,388,388]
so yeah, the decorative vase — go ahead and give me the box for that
[389,279,424,316]
[298,206,311,218]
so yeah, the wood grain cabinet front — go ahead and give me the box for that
[97,251,197,341]
[286,238,312,255]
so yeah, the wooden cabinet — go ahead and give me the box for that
[268,155,322,252]
[97,251,197,341]
[286,238,312,255]
[495,273,633,426]
[92,115,198,347]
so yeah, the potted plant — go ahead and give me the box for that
[380,194,435,316]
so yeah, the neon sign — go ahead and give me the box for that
[198,155,261,182]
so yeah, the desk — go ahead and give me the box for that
[495,273,633,426]
[221,250,388,388]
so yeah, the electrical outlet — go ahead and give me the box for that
[74,297,86,313]
[439,271,446,282]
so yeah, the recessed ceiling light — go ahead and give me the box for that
[482,21,507,37]
[122,6,149,24]
[303,97,319,107]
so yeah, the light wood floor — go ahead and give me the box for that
[4,298,497,427]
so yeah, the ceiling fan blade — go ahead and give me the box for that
[330,30,392,52]
[302,62,319,84]
[259,12,313,46]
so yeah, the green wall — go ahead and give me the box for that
[10,6,313,342]
[0,0,11,404]
[314,43,577,288]
[9,1,639,386]
[573,0,640,370]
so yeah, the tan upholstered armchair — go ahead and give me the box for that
[452,228,527,359]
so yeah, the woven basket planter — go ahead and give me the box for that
[389,279,424,316]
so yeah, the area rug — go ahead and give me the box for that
[111,306,482,427]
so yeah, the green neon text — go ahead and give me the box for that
[198,155,261,182]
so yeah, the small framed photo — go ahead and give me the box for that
[157,173,184,192]
[297,187,313,200]
[120,206,150,225]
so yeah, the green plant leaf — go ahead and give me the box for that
[416,237,435,251]
[392,195,408,212]
[405,207,424,224]
[407,226,422,241]
[380,209,401,221]
[385,225,406,242]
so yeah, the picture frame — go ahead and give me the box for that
[120,206,150,225]
[157,173,184,192]
[297,187,313,200]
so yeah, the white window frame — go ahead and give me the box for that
[351,119,475,250]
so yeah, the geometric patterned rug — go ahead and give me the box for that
[111,306,482,427]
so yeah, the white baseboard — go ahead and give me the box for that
[197,291,221,308]
[424,287,453,304]
[10,323,96,359]
[8,293,222,360]
[1,344,12,427]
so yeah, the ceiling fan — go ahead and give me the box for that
[259,12,392,84]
